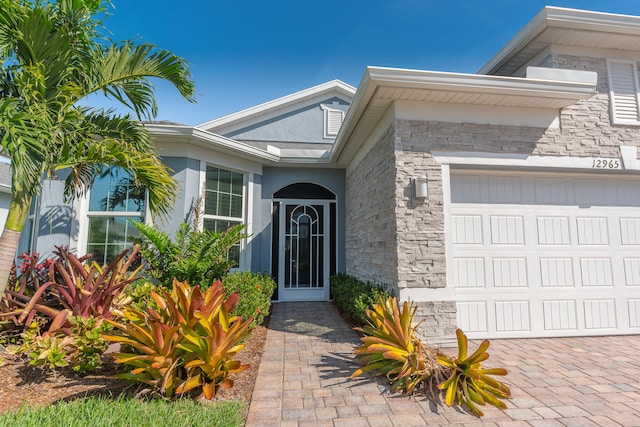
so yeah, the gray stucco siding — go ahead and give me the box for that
[160,157,202,237]
[224,97,350,145]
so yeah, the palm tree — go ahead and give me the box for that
[0,0,195,293]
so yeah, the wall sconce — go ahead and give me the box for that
[413,176,428,200]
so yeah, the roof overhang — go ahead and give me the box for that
[480,6,640,76]
[330,66,597,166]
[146,124,335,166]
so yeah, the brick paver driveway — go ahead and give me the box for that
[246,302,640,426]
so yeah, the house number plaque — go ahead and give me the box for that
[591,158,621,169]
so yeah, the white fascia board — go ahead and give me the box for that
[0,184,10,194]
[431,150,640,172]
[196,80,356,131]
[330,66,596,164]
[479,6,640,75]
[363,66,596,99]
[147,124,335,165]
[147,124,279,163]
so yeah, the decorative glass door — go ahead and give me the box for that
[279,201,330,301]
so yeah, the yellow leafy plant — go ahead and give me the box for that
[437,329,511,416]
[103,279,253,399]
[350,296,438,394]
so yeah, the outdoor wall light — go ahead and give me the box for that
[413,176,428,199]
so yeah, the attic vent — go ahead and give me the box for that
[607,59,640,125]
[320,105,345,139]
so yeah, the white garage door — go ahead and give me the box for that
[449,171,640,339]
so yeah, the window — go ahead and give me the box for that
[86,167,144,265]
[203,166,244,265]
[320,104,345,138]
[607,59,640,125]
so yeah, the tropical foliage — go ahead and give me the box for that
[350,296,510,417]
[103,279,253,399]
[0,245,141,336]
[330,273,393,325]
[0,0,195,293]
[221,271,276,329]
[351,296,439,394]
[132,220,247,287]
[438,329,511,416]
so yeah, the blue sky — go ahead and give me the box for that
[92,1,640,126]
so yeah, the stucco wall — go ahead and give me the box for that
[345,125,399,289]
[224,97,350,145]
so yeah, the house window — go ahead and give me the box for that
[320,105,345,138]
[203,166,244,265]
[86,167,144,265]
[607,59,640,125]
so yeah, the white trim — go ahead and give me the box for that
[320,104,345,139]
[277,199,332,302]
[197,80,356,131]
[201,162,248,271]
[606,58,640,125]
[480,6,640,75]
[431,151,639,171]
[331,66,596,166]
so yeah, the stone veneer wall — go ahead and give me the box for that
[345,125,399,290]
[394,53,640,342]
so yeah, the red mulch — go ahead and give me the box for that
[0,323,268,414]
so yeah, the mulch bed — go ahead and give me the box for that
[0,323,268,414]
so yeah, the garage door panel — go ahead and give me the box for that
[457,302,487,333]
[576,217,610,245]
[492,258,528,287]
[540,258,574,287]
[543,300,578,331]
[490,215,525,244]
[623,258,640,286]
[620,218,640,244]
[495,301,531,332]
[537,216,571,245]
[629,300,640,327]
[452,258,485,288]
[452,215,483,244]
[450,171,640,338]
[579,258,613,287]
[583,299,617,329]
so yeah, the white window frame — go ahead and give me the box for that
[320,104,345,139]
[201,163,247,271]
[606,58,640,125]
[79,168,148,265]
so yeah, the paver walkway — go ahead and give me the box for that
[245,302,640,426]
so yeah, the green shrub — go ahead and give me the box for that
[330,273,393,325]
[222,272,276,329]
[132,221,247,288]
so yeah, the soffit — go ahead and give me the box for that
[481,7,640,76]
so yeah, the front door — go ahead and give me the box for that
[278,201,330,301]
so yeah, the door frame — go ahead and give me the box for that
[275,199,331,301]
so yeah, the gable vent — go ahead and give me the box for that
[607,59,640,125]
[321,105,345,138]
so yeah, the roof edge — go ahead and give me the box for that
[479,6,640,75]
[196,79,356,131]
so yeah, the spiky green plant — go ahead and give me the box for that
[437,329,511,416]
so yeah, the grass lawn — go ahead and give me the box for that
[0,395,245,427]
